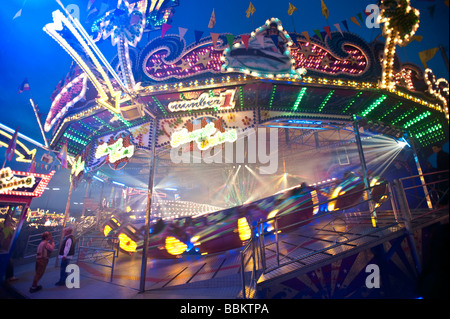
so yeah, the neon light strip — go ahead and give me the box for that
[0,123,45,149]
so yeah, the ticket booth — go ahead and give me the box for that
[0,167,54,281]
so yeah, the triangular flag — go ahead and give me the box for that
[256,34,265,48]
[288,3,297,16]
[350,16,361,27]
[194,30,204,43]
[313,29,323,42]
[411,35,423,42]
[210,32,219,48]
[161,23,172,38]
[178,27,188,39]
[246,2,256,18]
[28,157,36,173]
[57,142,68,169]
[5,127,18,162]
[289,32,297,44]
[323,26,332,39]
[270,35,279,48]
[419,47,439,68]
[87,0,96,11]
[302,31,311,44]
[225,34,235,49]
[427,4,436,19]
[13,9,22,20]
[321,0,329,20]
[334,23,343,36]
[342,19,349,32]
[357,13,364,25]
[18,78,30,94]
[241,34,250,50]
[208,8,216,28]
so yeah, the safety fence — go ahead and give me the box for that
[76,236,120,282]
[239,170,449,298]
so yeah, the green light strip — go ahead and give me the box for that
[239,86,244,108]
[108,109,132,127]
[93,115,114,130]
[360,94,387,117]
[152,96,168,116]
[318,90,334,112]
[378,101,402,121]
[392,107,417,125]
[292,87,307,111]
[63,132,88,146]
[342,91,362,114]
[269,84,277,108]
[403,111,431,129]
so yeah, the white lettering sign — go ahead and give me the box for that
[168,89,236,112]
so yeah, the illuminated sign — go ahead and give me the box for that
[0,167,54,197]
[0,167,35,193]
[71,155,85,177]
[95,136,135,164]
[170,122,237,150]
[168,89,236,112]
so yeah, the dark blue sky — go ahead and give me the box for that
[0,0,448,144]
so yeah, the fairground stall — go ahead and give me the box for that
[0,168,54,280]
[41,0,448,294]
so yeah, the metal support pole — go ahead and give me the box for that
[409,137,433,209]
[55,179,74,267]
[393,179,422,274]
[353,118,377,227]
[139,118,158,293]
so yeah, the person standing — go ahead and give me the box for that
[30,232,55,293]
[432,144,449,206]
[55,227,75,286]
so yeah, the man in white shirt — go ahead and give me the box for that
[55,227,75,286]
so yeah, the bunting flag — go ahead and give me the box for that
[246,2,256,18]
[28,156,36,173]
[288,3,297,16]
[241,34,250,50]
[419,47,439,68]
[256,34,265,48]
[350,16,361,27]
[289,32,297,43]
[357,13,364,25]
[410,35,423,42]
[208,8,216,28]
[87,0,96,11]
[13,9,22,20]
[57,142,68,169]
[313,29,323,42]
[161,23,172,38]
[341,19,349,32]
[225,34,235,49]
[427,4,436,18]
[270,35,279,48]
[321,0,329,20]
[194,30,204,43]
[179,27,188,39]
[334,23,343,36]
[5,127,19,162]
[302,31,311,43]
[323,26,332,39]
[18,78,30,94]
[210,32,219,48]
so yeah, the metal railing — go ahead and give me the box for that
[239,171,449,297]
[23,229,62,259]
[240,233,260,299]
[396,170,449,218]
[261,182,398,273]
[76,236,120,282]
